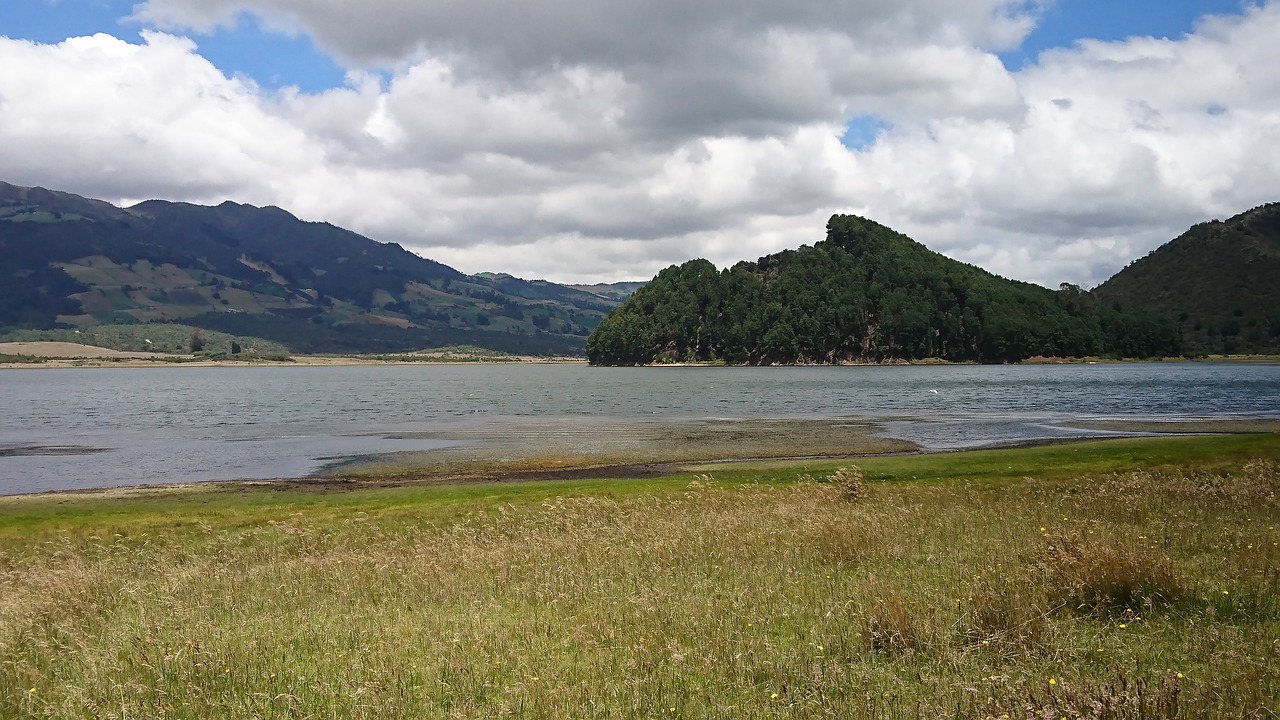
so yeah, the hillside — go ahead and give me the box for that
[565,281,648,302]
[0,182,622,355]
[588,214,1181,365]
[1093,203,1280,355]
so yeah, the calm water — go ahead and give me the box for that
[2,362,1277,495]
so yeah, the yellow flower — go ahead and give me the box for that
[771,692,779,699]
[1177,672,1184,679]
[1048,678,1057,686]
[1118,623,1128,628]
[1223,590,1230,595]
[28,688,36,694]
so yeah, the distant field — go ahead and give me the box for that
[2,434,1278,718]
[0,324,290,356]
[0,342,168,359]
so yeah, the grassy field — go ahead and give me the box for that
[2,435,1278,718]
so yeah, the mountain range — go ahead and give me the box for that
[0,182,635,355]
[3,180,1276,359]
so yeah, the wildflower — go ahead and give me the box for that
[1223,590,1230,595]
[1177,672,1184,679]
[1118,624,1128,628]
[28,688,36,694]
[771,692,779,699]
[1048,678,1057,686]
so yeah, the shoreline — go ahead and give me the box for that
[0,342,587,369]
[3,340,1276,369]
[7,421,1277,501]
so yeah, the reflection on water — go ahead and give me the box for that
[1,362,1277,494]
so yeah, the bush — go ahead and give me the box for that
[828,466,868,502]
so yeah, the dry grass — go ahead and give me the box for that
[2,455,1279,718]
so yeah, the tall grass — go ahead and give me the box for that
[2,453,1278,718]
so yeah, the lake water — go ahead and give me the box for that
[2,362,1277,495]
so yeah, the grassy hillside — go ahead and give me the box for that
[2,435,1278,718]
[1093,202,1280,355]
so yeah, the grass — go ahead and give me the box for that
[1,435,1278,718]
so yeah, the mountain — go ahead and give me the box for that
[1092,203,1280,355]
[0,182,623,355]
[566,281,648,302]
[587,214,1181,365]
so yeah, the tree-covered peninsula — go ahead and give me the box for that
[588,215,1180,365]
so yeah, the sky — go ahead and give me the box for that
[1,1,1276,288]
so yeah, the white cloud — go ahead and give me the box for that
[0,1,1277,288]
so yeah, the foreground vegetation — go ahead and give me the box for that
[2,435,1278,718]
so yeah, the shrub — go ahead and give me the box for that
[828,466,868,502]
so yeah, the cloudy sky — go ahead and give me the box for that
[2,1,1277,287]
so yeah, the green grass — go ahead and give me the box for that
[2,435,1278,718]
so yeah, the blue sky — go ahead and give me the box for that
[3,1,1253,92]
[1008,0,1252,65]
[3,0,345,91]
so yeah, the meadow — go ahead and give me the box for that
[2,434,1278,718]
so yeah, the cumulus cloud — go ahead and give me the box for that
[0,1,1278,286]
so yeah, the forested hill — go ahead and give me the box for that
[587,215,1181,365]
[1093,203,1280,355]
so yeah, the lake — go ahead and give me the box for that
[2,362,1278,495]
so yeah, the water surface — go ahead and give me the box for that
[2,362,1276,494]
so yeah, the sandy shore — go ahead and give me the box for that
[0,341,584,369]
